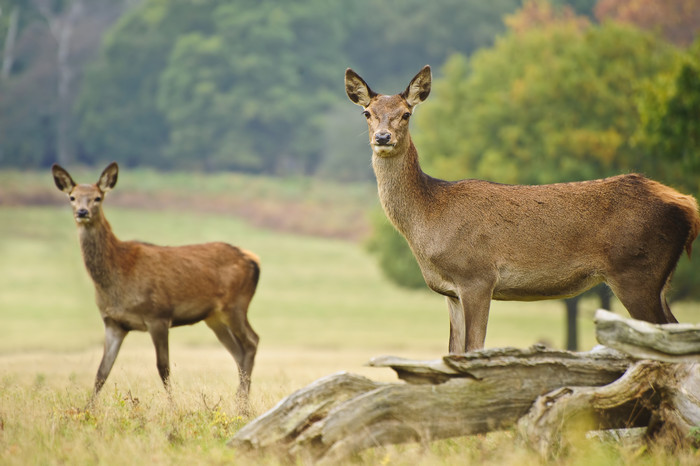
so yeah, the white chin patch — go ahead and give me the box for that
[372,144,395,155]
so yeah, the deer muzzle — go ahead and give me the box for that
[374,131,392,146]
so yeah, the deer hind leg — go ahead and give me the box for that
[661,279,678,323]
[607,272,675,324]
[206,307,259,399]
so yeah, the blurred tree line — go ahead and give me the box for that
[0,0,530,174]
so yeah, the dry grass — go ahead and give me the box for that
[2,347,699,466]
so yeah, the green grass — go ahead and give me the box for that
[2,170,699,464]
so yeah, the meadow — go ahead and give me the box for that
[1,169,698,464]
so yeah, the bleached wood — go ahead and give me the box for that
[595,309,700,362]
[231,346,631,462]
[229,313,700,462]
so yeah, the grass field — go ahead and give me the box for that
[1,170,699,464]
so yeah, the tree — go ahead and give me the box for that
[595,0,700,47]
[635,39,700,194]
[0,0,21,80]
[416,19,681,184]
[195,0,347,174]
[33,0,87,166]
[74,0,527,176]
[344,0,521,91]
[75,0,211,168]
[0,0,122,168]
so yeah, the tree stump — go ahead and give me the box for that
[229,310,700,462]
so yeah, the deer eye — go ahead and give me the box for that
[69,196,75,201]
[402,112,411,120]
[363,110,371,118]
[95,196,102,202]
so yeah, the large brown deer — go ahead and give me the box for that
[346,65,700,353]
[52,162,260,401]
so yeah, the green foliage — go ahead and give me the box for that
[416,21,682,184]
[344,0,520,91]
[635,38,700,194]
[75,0,211,168]
[366,209,426,290]
[70,0,524,176]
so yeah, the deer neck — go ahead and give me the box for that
[372,137,434,239]
[78,215,120,289]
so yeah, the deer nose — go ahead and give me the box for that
[76,208,89,218]
[375,131,392,145]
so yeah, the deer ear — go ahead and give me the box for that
[52,164,76,194]
[345,68,376,107]
[402,65,431,107]
[97,162,119,193]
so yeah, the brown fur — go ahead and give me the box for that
[52,162,260,402]
[346,65,700,353]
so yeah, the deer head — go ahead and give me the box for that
[345,65,431,157]
[52,162,119,226]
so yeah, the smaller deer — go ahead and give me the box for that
[52,162,260,402]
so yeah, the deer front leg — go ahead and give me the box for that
[447,281,494,353]
[93,318,127,397]
[147,320,171,391]
[462,291,492,352]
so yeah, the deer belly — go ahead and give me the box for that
[493,266,602,301]
[171,301,215,327]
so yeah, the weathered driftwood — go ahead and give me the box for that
[520,359,700,457]
[595,309,700,362]
[230,310,700,462]
[231,346,632,462]
[231,371,384,452]
[520,309,700,457]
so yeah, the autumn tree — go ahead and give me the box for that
[595,0,700,46]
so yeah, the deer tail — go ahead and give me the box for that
[650,181,700,258]
[685,199,700,258]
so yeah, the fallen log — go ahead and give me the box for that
[229,310,700,462]
[231,346,632,462]
[231,371,384,452]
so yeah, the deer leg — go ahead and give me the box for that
[446,296,466,354]
[236,320,259,399]
[147,321,171,391]
[93,319,128,397]
[607,274,672,324]
[661,294,678,324]
[206,314,259,399]
[457,280,495,352]
[661,279,678,323]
